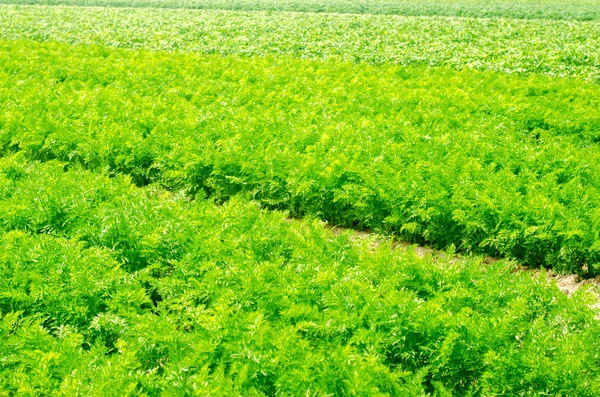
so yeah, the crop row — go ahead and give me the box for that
[2,0,600,20]
[2,40,600,273]
[1,5,599,80]
[2,153,600,395]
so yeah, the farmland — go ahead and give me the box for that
[1,5,600,80]
[2,0,600,20]
[1,0,600,395]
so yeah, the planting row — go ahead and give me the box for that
[1,5,599,80]
[1,154,600,395]
[2,40,600,273]
[2,0,600,20]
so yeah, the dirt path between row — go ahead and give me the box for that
[325,224,600,316]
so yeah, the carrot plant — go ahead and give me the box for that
[1,154,600,395]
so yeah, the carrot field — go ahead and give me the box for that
[1,1,600,395]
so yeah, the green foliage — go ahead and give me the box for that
[1,40,600,272]
[1,155,600,395]
[1,2,600,393]
[0,231,127,331]
[1,5,600,80]
[2,0,600,20]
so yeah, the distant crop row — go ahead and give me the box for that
[2,40,600,274]
[2,0,600,20]
[1,5,599,80]
[2,153,600,395]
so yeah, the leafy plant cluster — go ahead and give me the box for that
[2,0,600,20]
[2,40,600,274]
[2,153,600,395]
[1,4,600,80]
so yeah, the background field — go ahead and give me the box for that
[2,0,600,20]
[1,0,600,395]
[1,5,599,80]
